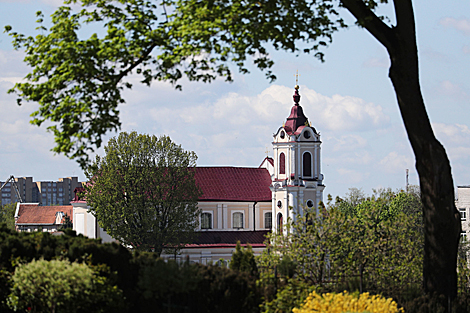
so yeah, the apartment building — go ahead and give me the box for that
[0,177,83,206]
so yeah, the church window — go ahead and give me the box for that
[277,213,283,234]
[277,200,282,208]
[265,212,272,229]
[280,131,285,139]
[303,152,312,177]
[306,200,314,208]
[201,212,212,229]
[279,153,286,174]
[304,131,311,139]
[233,212,244,229]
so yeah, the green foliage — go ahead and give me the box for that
[0,225,262,313]
[0,203,17,231]
[4,0,349,167]
[132,252,260,313]
[263,278,316,313]
[85,132,201,255]
[259,188,424,312]
[230,241,258,277]
[8,258,124,313]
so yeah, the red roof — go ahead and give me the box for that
[16,204,73,225]
[195,167,272,202]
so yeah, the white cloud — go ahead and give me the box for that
[363,57,389,68]
[432,123,470,163]
[440,17,470,36]
[336,168,369,185]
[463,45,470,54]
[436,80,468,100]
[330,134,368,152]
[433,123,470,145]
[378,151,414,174]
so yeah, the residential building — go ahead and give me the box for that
[14,203,73,233]
[456,186,470,239]
[0,177,83,205]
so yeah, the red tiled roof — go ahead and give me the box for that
[191,230,270,246]
[195,167,272,202]
[16,204,73,225]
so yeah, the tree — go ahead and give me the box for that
[59,213,73,230]
[230,241,258,277]
[85,131,201,255]
[0,203,17,231]
[258,192,423,311]
[5,0,461,299]
[8,258,124,313]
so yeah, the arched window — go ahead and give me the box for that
[277,212,283,234]
[201,212,212,229]
[303,152,312,177]
[279,153,286,174]
[233,212,244,229]
[265,212,272,229]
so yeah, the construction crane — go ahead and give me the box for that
[0,175,23,203]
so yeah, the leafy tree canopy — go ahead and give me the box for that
[85,131,201,255]
[0,203,17,231]
[258,189,424,311]
[5,0,348,167]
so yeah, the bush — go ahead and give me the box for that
[135,256,260,313]
[8,259,124,313]
[293,291,403,313]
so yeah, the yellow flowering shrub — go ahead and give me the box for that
[293,291,404,313]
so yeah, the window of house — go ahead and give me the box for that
[279,153,286,175]
[303,152,312,177]
[460,208,466,221]
[233,212,244,229]
[265,212,272,229]
[201,212,212,229]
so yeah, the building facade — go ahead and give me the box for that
[0,177,83,206]
[456,186,470,239]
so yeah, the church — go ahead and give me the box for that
[15,85,325,264]
[160,84,325,263]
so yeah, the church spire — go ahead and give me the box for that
[284,85,308,134]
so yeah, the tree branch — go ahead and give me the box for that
[340,0,395,50]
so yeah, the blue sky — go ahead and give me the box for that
[0,0,469,199]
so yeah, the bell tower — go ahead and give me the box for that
[270,85,325,233]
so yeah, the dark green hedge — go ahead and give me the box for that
[0,225,260,313]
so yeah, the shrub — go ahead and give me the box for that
[7,259,124,313]
[293,291,403,313]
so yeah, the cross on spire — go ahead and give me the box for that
[294,70,300,89]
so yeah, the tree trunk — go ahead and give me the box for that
[388,36,461,299]
[341,0,462,301]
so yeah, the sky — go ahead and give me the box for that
[0,0,469,199]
